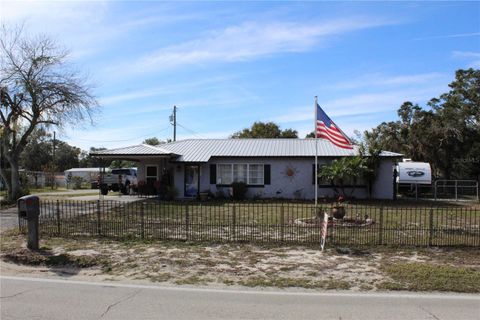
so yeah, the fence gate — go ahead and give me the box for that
[434,180,479,201]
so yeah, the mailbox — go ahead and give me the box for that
[18,195,40,220]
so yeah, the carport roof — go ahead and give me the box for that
[91,139,402,162]
[91,144,175,157]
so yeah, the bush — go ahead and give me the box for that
[231,182,248,200]
[70,176,84,190]
[165,186,178,200]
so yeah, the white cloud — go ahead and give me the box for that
[116,17,395,74]
[320,72,446,91]
[271,86,447,124]
[452,51,480,68]
[414,32,480,41]
[0,1,202,60]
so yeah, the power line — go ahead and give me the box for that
[176,122,208,139]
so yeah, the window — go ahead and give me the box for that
[145,165,158,186]
[217,164,232,185]
[216,164,264,185]
[233,164,247,182]
[248,164,264,185]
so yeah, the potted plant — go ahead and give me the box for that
[199,190,209,201]
[331,196,347,219]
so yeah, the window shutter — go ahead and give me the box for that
[210,164,216,184]
[264,164,271,185]
[312,164,315,185]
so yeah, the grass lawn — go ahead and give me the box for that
[1,231,479,293]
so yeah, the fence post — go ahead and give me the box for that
[96,200,101,236]
[378,206,384,245]
[140,201,145,240]
[280,204,285,242]
[428,208,434,246]
[56,200,61,236]
[455,180,458,201]
[185,203,190,241]
[231,204,236,241]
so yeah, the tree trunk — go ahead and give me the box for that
[9,157,22,201]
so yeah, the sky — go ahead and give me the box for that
[1,0,479,150]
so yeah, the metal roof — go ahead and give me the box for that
[92,139,402,162]
[91,144,174,156]
[162,139,401,162]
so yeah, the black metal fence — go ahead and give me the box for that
[20,200,480,247]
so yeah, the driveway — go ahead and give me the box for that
[0,206,18,233]
[1,276,479,320]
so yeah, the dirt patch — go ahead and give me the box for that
[1,232,479,292]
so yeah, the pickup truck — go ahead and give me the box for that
[99,168,137,195]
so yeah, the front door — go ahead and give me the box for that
[145,165,158,194]
[184,165,199,197]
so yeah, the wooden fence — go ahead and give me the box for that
[19,200,480,247]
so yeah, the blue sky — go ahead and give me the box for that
[2,1,479,150]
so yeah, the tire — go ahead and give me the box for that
[101,186,108,196]
[121,182,130,195]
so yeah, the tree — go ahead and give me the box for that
[231,121,298,138]
[18,129,80,188]
[79,147,109,168]
[0,25,97,201]
[143,137,163,145]
[364,68,479,179]
[319,157,370,198]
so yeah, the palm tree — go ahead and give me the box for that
[319,156,371,198]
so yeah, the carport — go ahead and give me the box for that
[90,145,178,199]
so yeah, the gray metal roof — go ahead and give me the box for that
[92,139,402,162]
[163,139,401,162]
[91,144,174,156]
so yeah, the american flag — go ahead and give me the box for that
[316,103,353,149]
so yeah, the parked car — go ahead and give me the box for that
[99,168,137,195]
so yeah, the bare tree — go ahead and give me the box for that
[0,25,98,201]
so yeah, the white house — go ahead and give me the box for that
[92,139,402,200]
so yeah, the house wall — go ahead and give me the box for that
[136,158,171,182]
[203,157,394,200]
[137,157,396,200]
[372,159,396,199]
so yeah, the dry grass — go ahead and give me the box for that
[1,231,479,292]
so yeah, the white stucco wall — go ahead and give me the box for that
[203,157,394,200]
[137,157,396,200]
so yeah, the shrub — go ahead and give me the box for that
[231,182,248,200]
[165,186,178,200]
[71,176,84,190]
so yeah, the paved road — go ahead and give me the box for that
[1,276,479,320]
[0,206,18,233]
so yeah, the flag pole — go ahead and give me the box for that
[314,96,318,209]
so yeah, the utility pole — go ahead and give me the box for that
[170,105,177,142]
